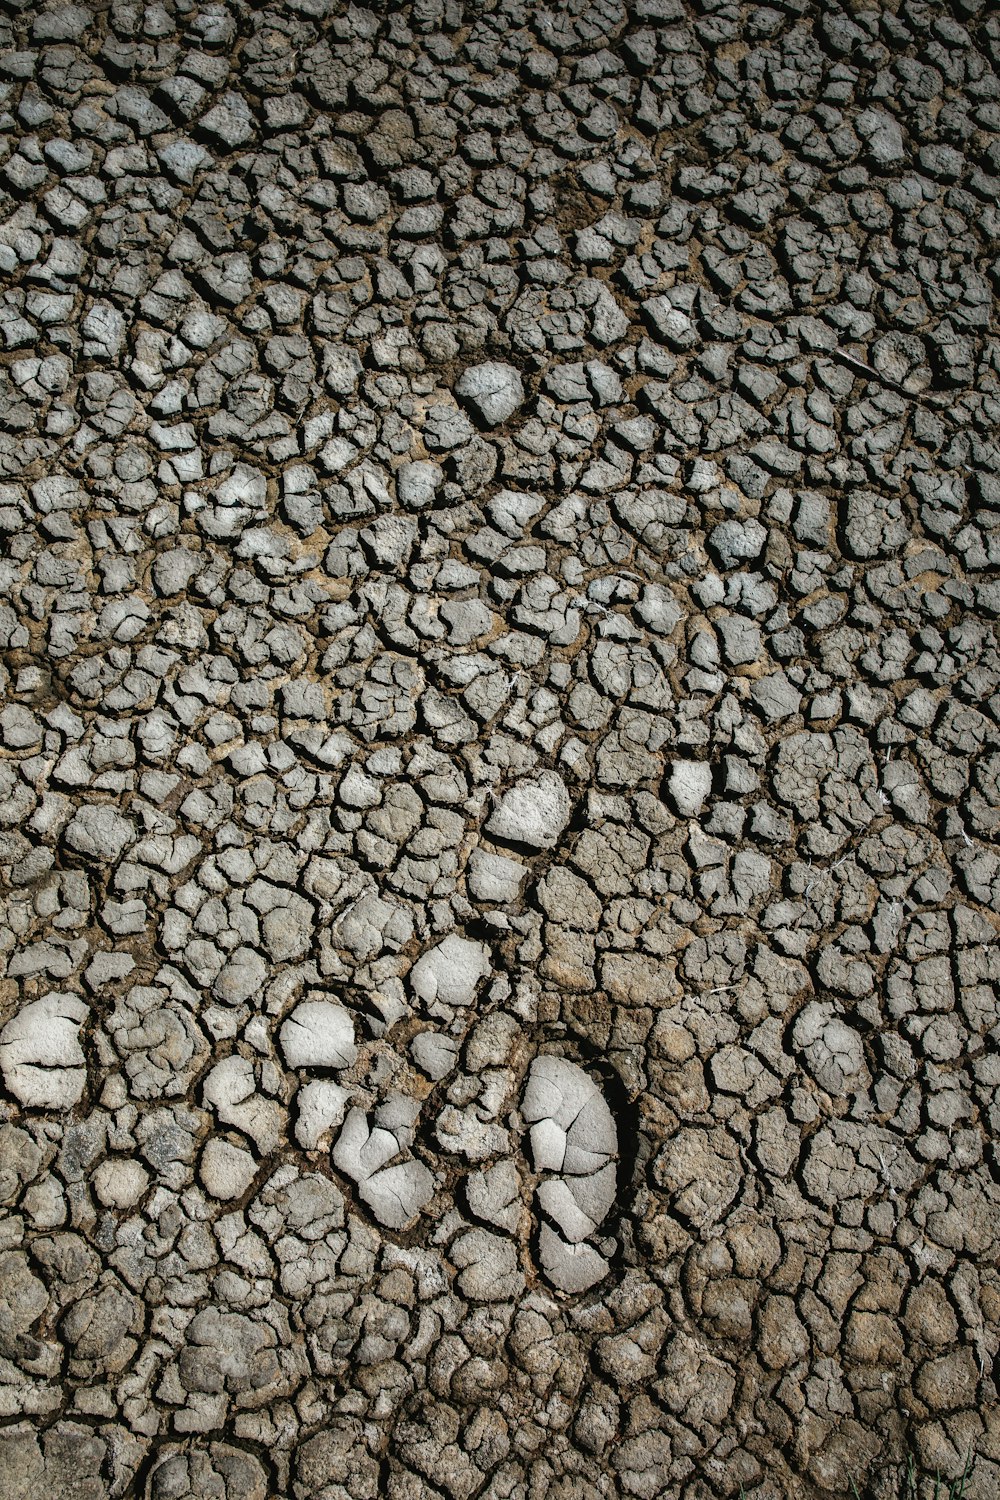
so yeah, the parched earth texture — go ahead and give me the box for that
[0,1,999,1497]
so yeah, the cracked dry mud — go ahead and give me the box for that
[0,1,999,1497]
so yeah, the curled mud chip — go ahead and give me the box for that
[485,771,571,852]
[0,992,88,1109]
[455,361,525,427]
[63,804,136,863]
[199,1137,258,1202]
[537,1224,613,1296]
[332,1095,435,1230]
[202,1055,284,1153]
[522,1056,618,1292]
[409,933,492,1014]
[667,759,712,818]
[279,999,357,1070]
[294,1080,351,1151]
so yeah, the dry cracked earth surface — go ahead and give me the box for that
[0,0,999,1496]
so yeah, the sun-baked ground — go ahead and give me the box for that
[0,2,999,1497]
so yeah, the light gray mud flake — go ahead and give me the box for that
[410,934,492,1010]
[455,362,525,426]
[791,1001,870,1096]
[751,671,803,722]
[537,1223,610,1295]
[466,1158,522,1233]
[333,892,414,961]
[199,1137,258,1201]
[522,1057,618,1292]
[331,1102,434,1229]
[64,805,136,861]
[485,771,571,850]
[0,993,88,1109]
[92,1157,150,1209]
[708,517,768,569]
[487,487,546,538]
[202,1055,284,1152]
[667,760,713,818]
[643,294,698,351]
[294,1080,352,1151]
[856,109,905,168]
[359,1160,435,1230]
[451,1227,524,1301]
[279,1001,357,1069]
[537,1165,616,1243]
[466,848,527,903]
[81,303,126,358]
[410,1030,459,1081]
[212,947,267,1006]
[199,93,256,150]
[396,459,443,509]
[213,464,267,509]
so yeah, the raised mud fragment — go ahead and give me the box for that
[0,993,88,1110]
[485,771,572,852]
[523,1056,618,1293]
